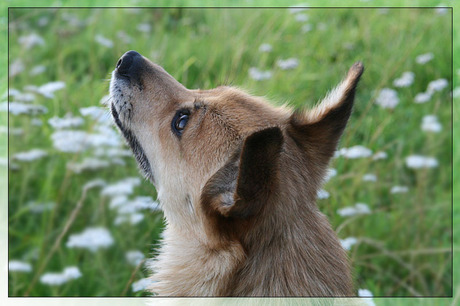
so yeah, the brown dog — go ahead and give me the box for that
[109,50,363,296]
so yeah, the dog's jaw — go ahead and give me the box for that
[109,74,155,183]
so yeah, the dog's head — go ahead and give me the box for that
[109,50,363,243]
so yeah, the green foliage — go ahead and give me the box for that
[7,7,452,298]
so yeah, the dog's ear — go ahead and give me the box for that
[287,62,364,168]
[201,127,283,222]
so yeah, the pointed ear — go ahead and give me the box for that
[201,127,283,221]
[287,62,364,166]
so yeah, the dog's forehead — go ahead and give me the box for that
[192,86,290,121]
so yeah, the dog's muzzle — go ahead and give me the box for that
[109,51,155,183]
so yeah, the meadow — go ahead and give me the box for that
[6,5,453,301]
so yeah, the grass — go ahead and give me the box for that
[6,5,453,299]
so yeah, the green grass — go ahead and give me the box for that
[7,6,453,299]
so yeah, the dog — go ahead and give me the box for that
[109,50,363,296]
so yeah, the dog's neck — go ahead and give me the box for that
[149,152,352,296]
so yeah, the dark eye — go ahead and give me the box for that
[172,110,190,136]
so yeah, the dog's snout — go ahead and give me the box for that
[116,50,142,77]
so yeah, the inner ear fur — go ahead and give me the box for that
[201,127,283,224]
[287,62,364,166]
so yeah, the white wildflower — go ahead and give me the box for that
[48,115,84,129]
[80,106,110,124]
[63,266,82,280]
[405,155,438,169]
[115,213,144,225]
[132,278,153,292]
[375,88,399,109]
[324,168,337,182]
[13,149,47,162]
[421,115,442,133]
[372,151,388,160]
[51,130,90,152]
[3,102,48,115]
[32,81,66,98]
[414,92,432,104]
[52,127,120,153]
[317,189,330,199]
[83,178,106,190]
[66,227,114,252]
[416,53,434,65]
[109,195,128,210]
[10,59,25,77]
[40,266,82,286]
[8,89,35,102]
[67,158,110,173]
[301,24,313,33]
[248,67,272,81]
[112,196,160,226]
[137,23,152,33]
[40,273,68,286]
[26,201,55,213]
[390,185,409,194]
[18,33,45,49]
[336,146,372,159]
[393,71,414,88]
[9,260,32,273]
[414,79,447,102]
[427,78,448,94]
[358,288,376,306]
[30,65,46,76]
[276,58,299,70]
[259,43,273,53]
[362,174,377,182]
[95,34,114,48]
[7,88,20,97]
[126,250,145,266]
[338,203,371,217]
[89,125,122,147]
[117,196,160,214]
[340,237,357,251]
[101,177,141,197]
[295,13,309,22]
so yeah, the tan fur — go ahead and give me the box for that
[109,51,364,297]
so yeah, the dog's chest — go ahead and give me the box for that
[148,227,245,296]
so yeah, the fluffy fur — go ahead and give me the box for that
[109,50,364,297]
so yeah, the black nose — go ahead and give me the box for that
[116,50,142,76]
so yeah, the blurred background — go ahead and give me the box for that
[6,4,453,299]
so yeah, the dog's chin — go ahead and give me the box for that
[110,102,155,184]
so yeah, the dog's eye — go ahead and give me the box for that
[172,110,190,136]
